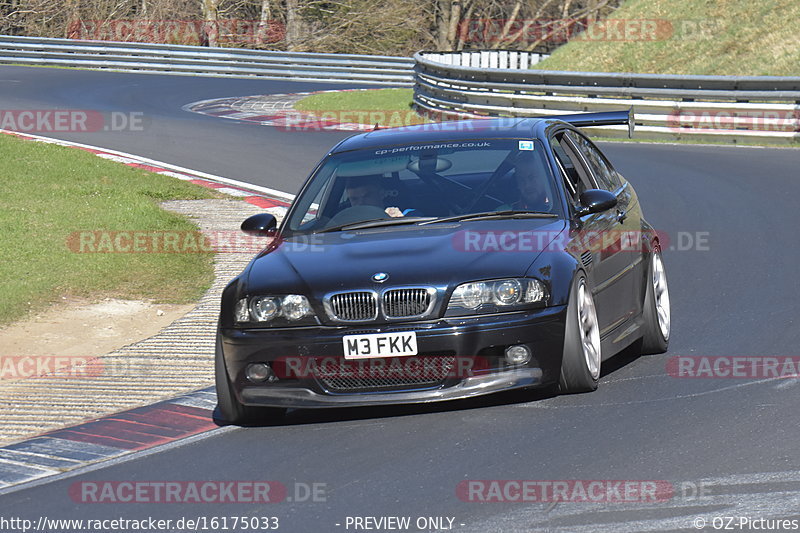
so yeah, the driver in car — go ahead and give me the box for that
[508,152,552,212]
[345,175,404,217]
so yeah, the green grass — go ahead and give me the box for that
[294,88,428,127]
[534,0,800,75]
[295,89,415,112]
[2,62,82,70]
[0,134,222,325]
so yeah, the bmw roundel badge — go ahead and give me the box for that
[372,272,389,283]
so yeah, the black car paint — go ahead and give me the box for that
[218,116,659,408]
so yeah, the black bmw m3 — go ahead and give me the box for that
[215,110,671,424]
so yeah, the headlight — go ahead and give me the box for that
[447,278,547,316]
[495,279,523,305]
[281,294,312,320]
[252,296,280,322]
[451,281,490,309]
[234,298,250,322]
[235,295,316,325]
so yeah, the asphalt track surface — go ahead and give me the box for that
[1,65,799,532]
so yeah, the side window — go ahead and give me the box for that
[291,170,334,228]
[564,131,622,192]
[550,133,593,202]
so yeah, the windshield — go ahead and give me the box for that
[284,139,562,234]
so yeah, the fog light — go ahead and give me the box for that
[246,363,274,383]
[505,345,531,365]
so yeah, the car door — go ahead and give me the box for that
[563,129,641,330]
[549,129,632,334]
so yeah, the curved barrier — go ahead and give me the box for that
[414,50,800,144]
[0,34,413,86]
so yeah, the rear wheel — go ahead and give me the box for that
[559,275,601,393]
[640,248,670,354]
[214,332,285,425]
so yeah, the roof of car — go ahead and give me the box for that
[330,117,558,153]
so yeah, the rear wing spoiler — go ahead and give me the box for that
[549,108,634,138]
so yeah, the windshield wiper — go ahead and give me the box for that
[316,216,437,233]
[418,210,558,225]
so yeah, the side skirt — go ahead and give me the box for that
[600,312,645,361]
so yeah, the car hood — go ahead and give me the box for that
[245,219,566,295]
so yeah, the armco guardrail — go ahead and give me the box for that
[421,50,549,69]
[0,35,414,86]
[413,50,800,144]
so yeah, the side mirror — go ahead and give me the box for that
[241,213,277,236]
[576,189,617,217]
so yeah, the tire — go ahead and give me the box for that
[640,247,670,354]
[214,331,285,425]
[558,274,602,393]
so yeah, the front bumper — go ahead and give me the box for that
[241,368,542,408]
[219,305,567,409]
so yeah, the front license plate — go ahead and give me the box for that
[342,332,418,360]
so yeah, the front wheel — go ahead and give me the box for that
[640,248,670,354]
[559,275,602,393]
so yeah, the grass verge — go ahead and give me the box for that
[533,0,800,75]
[0,134,222,326]
[293,88,428,127]
[295,88,414,113]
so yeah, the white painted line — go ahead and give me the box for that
[774,378,799,389]
[217,187,254,197]
[9,438,123,460]
[95,153,148,165]
[156,171,194,180]
[0,457,57,474]
[0,129,296,202]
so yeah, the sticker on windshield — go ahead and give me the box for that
[518,140,534,151]
[374,141,491,155]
